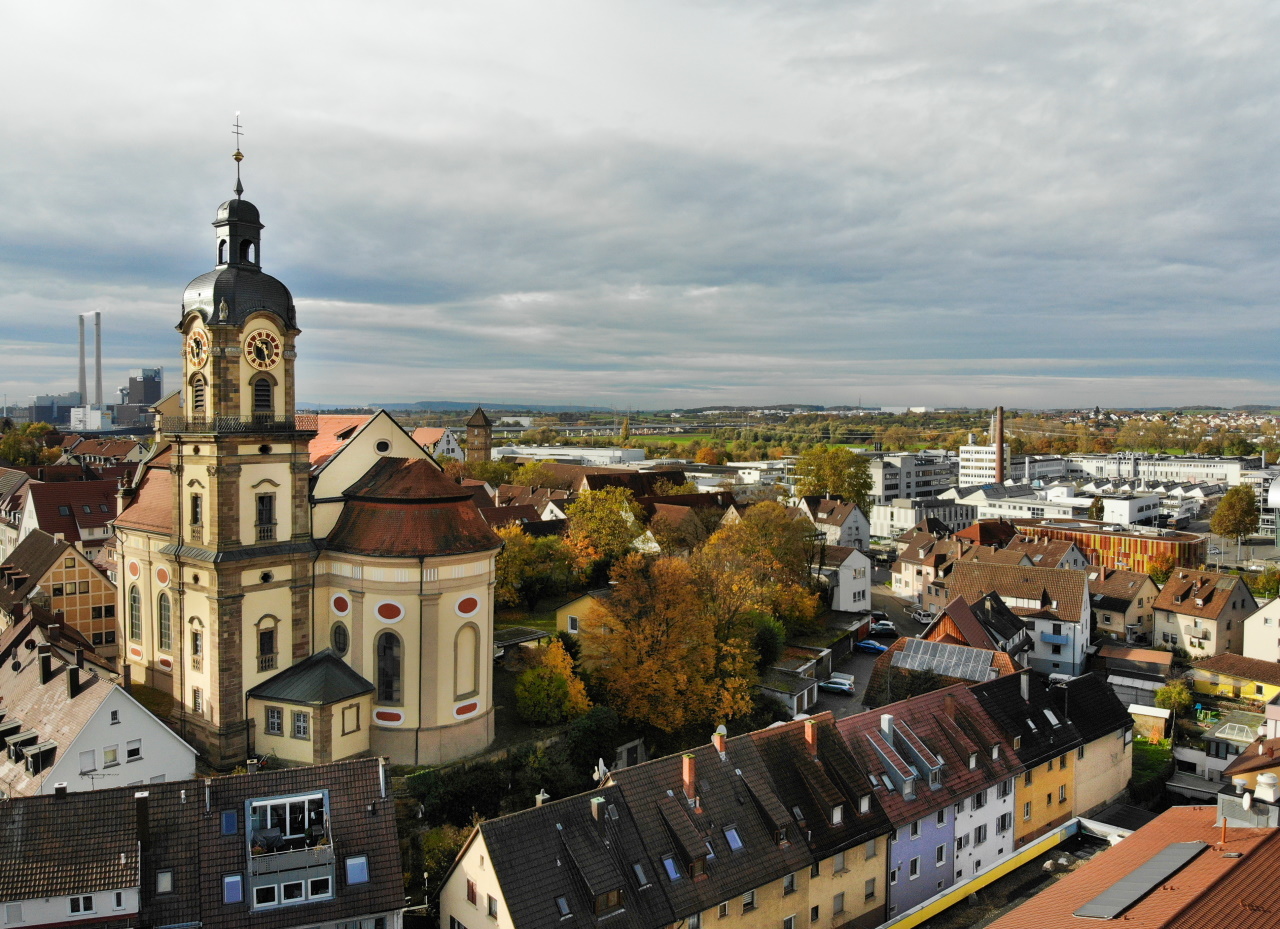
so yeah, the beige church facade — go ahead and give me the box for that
[113,183,500,769]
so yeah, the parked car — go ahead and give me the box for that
[1209,546,1223,555]
[868,609,889,622]
[910,608,935,623]
[870,620,898,636]
[817,678,855,696]
[854,639,889,655]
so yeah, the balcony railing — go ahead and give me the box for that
[1040,632,1070,645]
[258,654,277,673]
[160,413,318,435]
[248,842,335,876]
[191,654,202,672]
[256,524,277,542]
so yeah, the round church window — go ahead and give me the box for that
[456,596,480,617]
[331,593,350,616]
[331,622,349,657]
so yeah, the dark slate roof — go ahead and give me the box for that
[0,528,69,611]
[480,784,675,929]
[182,252,297,330]
[246,649,373,705]
[1051,673,1132,744]
[466,406,493,427]
[970,671,1083,767]
[0,758,402,929]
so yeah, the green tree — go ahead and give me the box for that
[1154,679,1193,720]
[794,446,873,513]
[0,422,59,467]
[1210,485,1260,560]
[514,666,571,726]
[511,459,557,488]
[565,486,644,571]
[752,616,786,671]
[1087,496,1104,520]
[493,525,575,610]
[420,824,471,917]
[620,417,631,443]
[519,425,562,445]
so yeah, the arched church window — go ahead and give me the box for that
[191,375,206,415]
[128,585,141,641]
[218,239,227,264]
[252,377,273,413]
[455,623,479,699]
[157,593,171,651]
[376,632,402,705]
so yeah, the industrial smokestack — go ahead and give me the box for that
[994,406,1005,484]
[78,315,87,404]
[94,311,103,410]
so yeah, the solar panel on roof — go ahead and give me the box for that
[890,637,992,682]
[1072,841,1205,919]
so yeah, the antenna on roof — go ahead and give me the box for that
[231,111,245,198]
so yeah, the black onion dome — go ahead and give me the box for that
[182,267,296,330]
[216,198,261,226]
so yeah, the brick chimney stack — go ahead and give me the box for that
[711,726,727,756]
[682,753,696,803]
[805,719,819,757]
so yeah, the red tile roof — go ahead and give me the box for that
[987,806,1278,929]
[309,414,375,466]
[25,481,119,543]
[325,458,502,558]
[1154,569,1254,621]
[411,426,447,447]
[114,462,173,535]
[1193,653,1280,689]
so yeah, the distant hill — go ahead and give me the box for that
[297,400,610,413]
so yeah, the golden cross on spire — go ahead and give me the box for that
[232,111,244,197]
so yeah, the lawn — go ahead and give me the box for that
[1130,738,1173,805]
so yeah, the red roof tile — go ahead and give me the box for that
[114,464,173,535]
[309,414,375,466]
[25,481,119,543]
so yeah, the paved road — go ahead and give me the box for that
[808,586,931,720]
[1189,518,1280,570]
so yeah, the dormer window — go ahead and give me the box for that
[831,804,844,825]
[929,769,941,787]
[724,826,744,851]
[990,745,1000,760]
[968,753,977,770]
[593,890,623,915]
[1014,736,1022,749]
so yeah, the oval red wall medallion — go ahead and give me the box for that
[332,594,350,615]
[454,701,479,719]
[158,656,172,670]
[129,645,143,659]
[156,567,170,586]
[128,561,140,578]
[376,601,403,622]
[456,596,480,617]
[374,709,404,725]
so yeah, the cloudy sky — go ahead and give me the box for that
[2,1,1278,411]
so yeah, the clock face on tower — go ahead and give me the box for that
[244,330,282,370]
[185,329,209,369]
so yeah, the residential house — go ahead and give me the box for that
[891,534,971,604]
[929,562,1092,676]
[1002,536,1089,571]
[1243,596,1280,662]
[842,685,1020,919]
[1221,692,1280,790]
[440,716,894,929]
[14,480,119,563]
[971,671,1083,850]
[952,519,1019,549]
[0,528,118,656]
[797,496,870,550]
[985,806,1280,929]
[1170,706,1264,801]
[0,627,196,797]
[58,437,149,467]
[814,545,871,613]
[0,757,403,929]
[1151,569,1257,658]
[1189,653,1280,705]
[1085,565,1158,646]
[411,426,465,461]
[1049,674,1133,818]
[917,595,1033,664]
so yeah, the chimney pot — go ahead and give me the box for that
[66,665,81,699]
[590,796,606,821]
[535,789,550,807]
[943,693,956,720]
[880,714,895,738]
[682,753,697,802]
[38,649,53,686]
[712,725,727,755]
[74,648,84,669]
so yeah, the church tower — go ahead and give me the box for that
[116,147,317,768]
